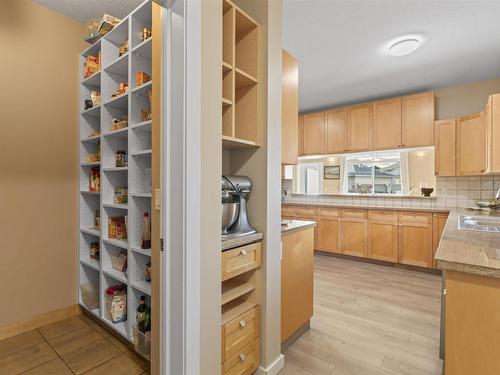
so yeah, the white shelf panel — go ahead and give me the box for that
[103,203,128,210]
[80,134,101,143]
[131,120,152,131]
[103,268,128,284]
[82,70,101,87]
[80,190,100,195]
[131,149,152,157]
[101,316,129,339]
[103,238,128,250]
[81,39,101,57]
[131,192,151,198]
[80,258,100,271]
[104,53,129,73]
[103,93,128,108]
[131,37,152,59]
[103,127,128,138]
[80,303,100,318]
[131,280,151,296]
[80,228,101,237]
[103,167,128,172]
[131,81,152,95]
[81,105,101,117]
[81,162,101,167]
[131,246,151,257]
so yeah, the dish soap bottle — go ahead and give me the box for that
[136,295,151,333]
[141,212,151,249]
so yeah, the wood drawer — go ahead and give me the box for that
[399,211,432,224]
[222,305,260,362]
[318,207,341,219]
[222,338,260,375]
[295,206,317,218]
[342,209,368,219]
[369,210,398,223]
[281,205,296,217]
[222,242,262,282]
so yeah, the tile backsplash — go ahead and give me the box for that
[283,175,500,209]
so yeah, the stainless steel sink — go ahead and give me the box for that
[459,214,500,233]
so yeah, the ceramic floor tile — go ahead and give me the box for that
[84,354,144,375]
[122,349,150,372]
[38,316,88,341]
[22,358,73,374]
[61,338,120,374]
[48,326,104,356]
[0,342,57,374]
[0,330,44,359]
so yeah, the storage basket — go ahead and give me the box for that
[133,323,151,359]
[80,282,99,310]
[104,286,127,323]
[110,251,127,272]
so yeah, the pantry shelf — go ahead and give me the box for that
[131,192,151,198]
[81,105,101,117]
[103,203,128,210]
[131,120,152,130]
[131,280,151,296]
[82,70,101,86]
[80,228,101,237]
[103,238,128,250]
[131,246,151,256]
[131,149,152,157]
[103,92,128,108]
[132,80,152,94]
[81,134,101,143]
[103,268,128,284]
[103,127,128,138]
[132,37,152,58]
[103,167,128,172]
[80,258,100,271]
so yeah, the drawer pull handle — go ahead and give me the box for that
[240,249,248,256]
[239,353,246,362]
[239,320,246,328]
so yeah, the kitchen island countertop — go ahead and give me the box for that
[281,219,316,235]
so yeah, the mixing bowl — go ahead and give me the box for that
[221,202,239,233]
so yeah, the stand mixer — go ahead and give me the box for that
[221,175,257,239]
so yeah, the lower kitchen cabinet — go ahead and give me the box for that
[367,210,398,262]
[433,213,449,268]
[341,209,368,257]
[316,208,341,254]
[222,338,260,375]
[398,212,433,268]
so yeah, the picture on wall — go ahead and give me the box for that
[324,165,340,180]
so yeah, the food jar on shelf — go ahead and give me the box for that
[104,284,127,323]
[80,282,99,310]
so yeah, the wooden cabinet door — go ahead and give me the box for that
[485,94,500,173]
[402,92,435,147]
[325,108,348,154]
[372,97,402,150]
[303,112,325,155]
[281,50,299,165]
[457,112,486,176]
[432,213,448,268]
[368,210,398,262]
[398,215,433,268]
[317,218,341,254]
[295,206,318,249]
[341,218,367,257]
[298,115,304,157]
[435,119,457,177]
[347,103,372,152]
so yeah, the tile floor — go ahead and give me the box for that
[0,314,150,375]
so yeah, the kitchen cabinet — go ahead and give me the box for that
[295,206,318,249]
[402,91,435,147]
[432,213,448,268]
[457,112,486,176]
[341,209,368,257]
[325,108,348,154]
[434,119,457,177]
[281,205,297,219]
[485,94,500,174]
[372,97,402,150]
[281,226,314,343]
[398,212,433,268]
[281,49,299,165]
[347,103,372,152]
[298,115,305,157]
[303,112,325,155]
[316,208,342,254]
[367,210,398,262]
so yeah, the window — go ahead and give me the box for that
[296,163,322,195]
[345,154,403,195]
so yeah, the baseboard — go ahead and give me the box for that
[255,354,285,375]
[0,304,80,340]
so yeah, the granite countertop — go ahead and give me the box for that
[283,201,450,213]
[436,209,500,278]
[222,232,263,251]
[281,219,316,235]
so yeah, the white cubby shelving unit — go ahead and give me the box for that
[78,0,153,356]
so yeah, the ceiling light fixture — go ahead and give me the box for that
[387,35,423,57]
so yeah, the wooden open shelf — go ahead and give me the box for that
[222,299,257,326]
[222,279,256,305]
[221,0,259,149]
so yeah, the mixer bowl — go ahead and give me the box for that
[221,202,239,233]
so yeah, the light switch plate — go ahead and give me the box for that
[155,189,161,211]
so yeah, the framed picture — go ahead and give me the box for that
[324,165,340,180]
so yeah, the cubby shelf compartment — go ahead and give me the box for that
[222,279,255,305]
[103,167,129,172]
[221,300,257,326]
[104,53,129,73]
[81,106,101,117]
[102,127,128,138]
[103,238,128,250]
[132,81,152,94]
[235,68,257,89]
[131,246,151,257]
[131,120,152,130]
[81,162,101,167]
[80,228,100,237]
[131,192,151,198]
[103,203,128,210]
[132,37,152,58]
[80,258,100,271]
[131,280,151,296]
[82,71,101,87]
[103,93,128,108]
[131,149,152,157]
[103,269,128,284]
[81,134,101,143]
[222,98,232,107]
[222,135,258,149]
[81,190,100,195]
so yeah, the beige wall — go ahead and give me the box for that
[0,1,85,326]
[407,149,436,193]
[435,78,500,120]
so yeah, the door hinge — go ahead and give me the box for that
[160,238,164,252]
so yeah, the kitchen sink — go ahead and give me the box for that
[459,214,500,233]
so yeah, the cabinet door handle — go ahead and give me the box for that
[240,249,248,256]
[239,320,246,328]
[239,353,246,362]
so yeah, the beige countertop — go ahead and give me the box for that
[281,219,316,235]
[222,232,263,251]
[436,209,500,278]
[283,201,450,213]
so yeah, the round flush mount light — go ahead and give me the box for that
[387,35,423,57]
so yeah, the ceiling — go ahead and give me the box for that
[283,0,500,112]
[33,0,143,22]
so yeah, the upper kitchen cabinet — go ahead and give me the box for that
[303,112,325,155]
[221,0,260,149]
[457,112,486,176]
[298,115,305,157]
[402,91,435,148]
[485,94,500,174]
[325,108,348,154]
[281,50,299,165]
[372,97,402,150]
[434,119,457,177]
[347,103,372,152]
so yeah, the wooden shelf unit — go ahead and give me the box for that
[221,0,259,149]
[78,0,154,357]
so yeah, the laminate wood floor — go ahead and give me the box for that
[0,314,150,375]
[280,254,444,375]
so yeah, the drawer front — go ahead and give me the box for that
[369,210,398,223]
[318,207,341,218]
[399,211,432,224]
[222,338,260,375]
[222,243,262,281]
[296,206,317,218]
[222,306,260,362]
[281,205,296,217]
[342,209,368,219]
